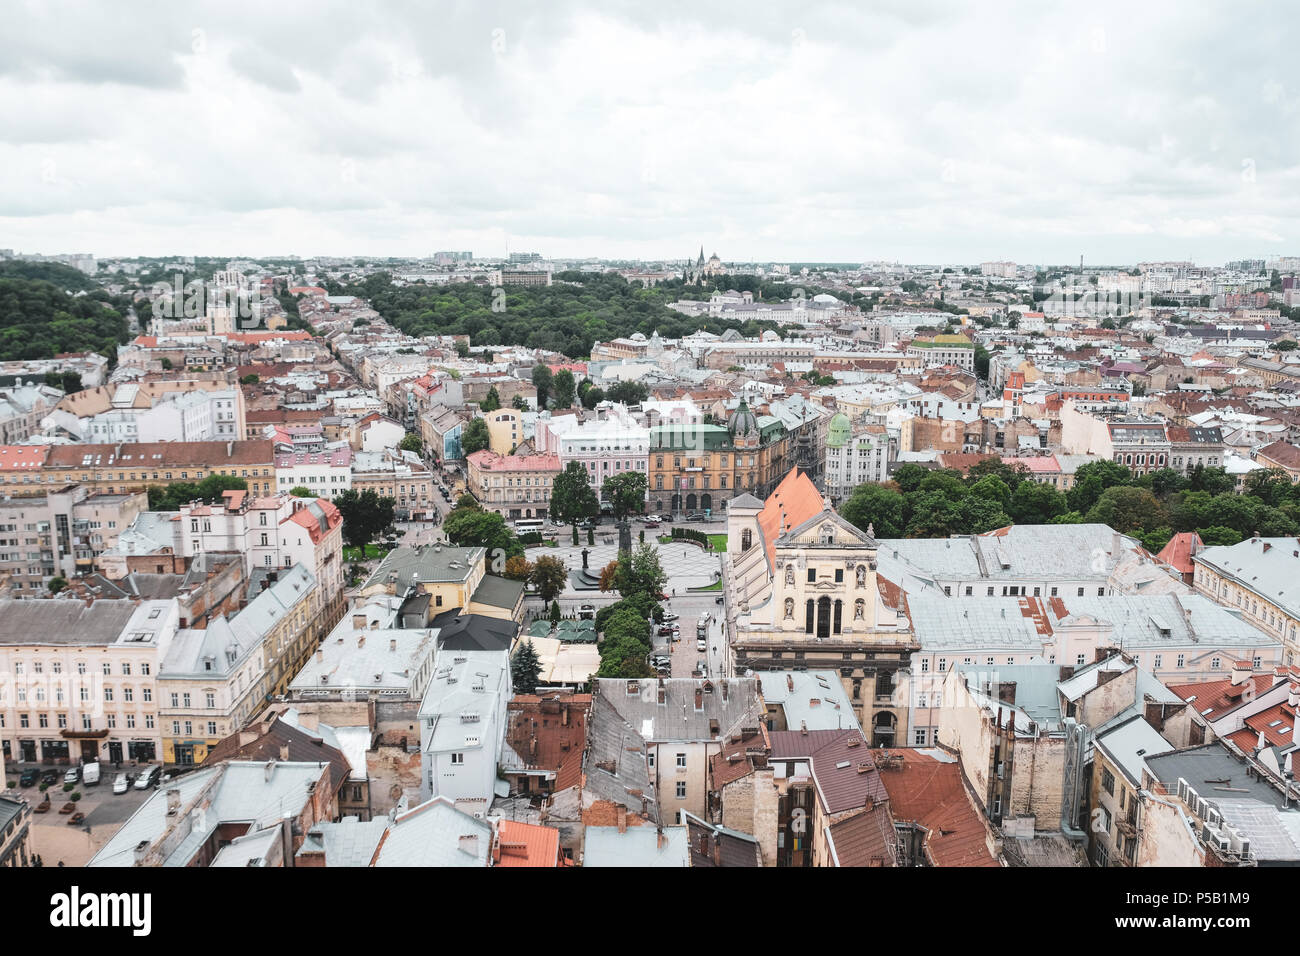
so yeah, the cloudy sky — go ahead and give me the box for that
[2,0,1297,265]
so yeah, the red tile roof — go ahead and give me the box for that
[827,804,898,867]
[757,467,825,570]
[467,449,561,472]
[493,819,561,867]
[768,728,888,815]
[1226,700,1300,751]
[0,445,50,470]
[286,498,343,544]
[1167,674,1282,722]
[878,750,999,867]
[505,693,591,792]
[1157,532,1203,575]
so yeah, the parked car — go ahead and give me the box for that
[686,512,706,521]
[656,627,675,637]
[40,769,60,787]
[715,595,725,604]
[659,514,673,523]
[112,773,130,795]
[578,604,596,618]
[63,766,81,785]
[662,612,679,622]
[19,768,39,787]
[651,656,670,666]
[82,761,101,786]
[644,521,660,529]
[134,765,161,790]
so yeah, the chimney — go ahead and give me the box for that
[315,649,324,663]
[1289,680,1300,710]
[617,805,627,834]
[264,760,276,782]
[279,744,290,761]
[694,687,703,710]
[1230,661,1252,687]
[800,720,808,735]
[353,613,366,629]
[657,682,666,705]
[657,827,666,850]
[133,840,150,866]
[239,730,258,747]
[165,789,181,814]
[389,639,397,652]
[787,674,794,692]
[357,635,365,649]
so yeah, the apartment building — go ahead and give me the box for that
[0,599,180,767]
[1194,537,1300,665]
[42,440,277,496]
[351,448,436,521]
[274,446,353,497]
[0,486,147,594]
[823,414,894,502]
[535,407,650,504]
[465,450,561,520]
[158,564,317,765]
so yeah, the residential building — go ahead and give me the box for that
[0,599,179,767]
[42,440,277,497]
[417,646,512,805]
[1193,536,1300,665]
[465,449,561,521]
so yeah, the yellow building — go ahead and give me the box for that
[358,544,524,625]
[485,408,525,455]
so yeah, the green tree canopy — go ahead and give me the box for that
[461,417,490,456]
[333,488,397,549]
[601,471,647,520]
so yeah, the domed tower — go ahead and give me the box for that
[728,399,760,448]
[826,412,851,450]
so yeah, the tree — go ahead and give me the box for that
[1007,480,1066,524]
[443,505,523,561]
[602,471,647,520]
[549,599,562,623]
[1244,468,1294,508]
[461,417,490,456]
[1067,460,1131,514]
[399,432,423,454]
[598,559,620,591]
[511,639,543,694]
[1085,486,1164,534]
[481,386,501,412]
[148,473,247,510]
[581,384,605,409]
[605,380,648,406]
[512,393,529,411]
[552,369,576,409]
[333,488,397,549]
[504,555,534,582]
[289,486,317,498]
[614,543,667,600]
[48,576,68,594]
[160,357,173,370]
[240,373,259,385]
[530,555,568,603]
[841,483,907,538]
[1187,465,1236,495]
[891,464,931,495]
[1276,339,1298,352]
[550,461,599,541]
[532,364,553,410]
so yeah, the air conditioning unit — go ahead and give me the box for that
[1176,777,1189,802]
[1206,807,1222,828]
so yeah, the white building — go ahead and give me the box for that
[535,406,650,503]
[418,647,511,805]
[274,447,354,497]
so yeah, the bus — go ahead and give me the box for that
[514,519,545,536]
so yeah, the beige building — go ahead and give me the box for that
[725,469,917,746]
[0,599,180,768]
[1193,537,1300,666]
[465,450,561,521]
[158,564,318,766]
[484,408,525,455]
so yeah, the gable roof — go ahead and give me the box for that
[878,749,999,867]
[757,467,825,570]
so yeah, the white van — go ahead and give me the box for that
[82,761,101,786]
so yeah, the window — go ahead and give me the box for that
[170,693,179,707]
[1077,654,1086,665]
[207,721,217,736]
[938,658,947,673]
[807,568,816,583]
[920,659,929,673]
[676,752,687,768]
[184,721,192,735]
[1101,767,1115,796]
[1077,587,1085,597]
[450,753,464,765]
[121,663,131,676]
[914,729,928,746]
[142,687,152,702]
[1153,655,1162,668]
[834,569,844,583]
[1176,654,1185,668]
[1211,657,1221,670]
[675,781,687,799]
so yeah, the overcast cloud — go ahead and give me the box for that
[1,0,1297,264]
